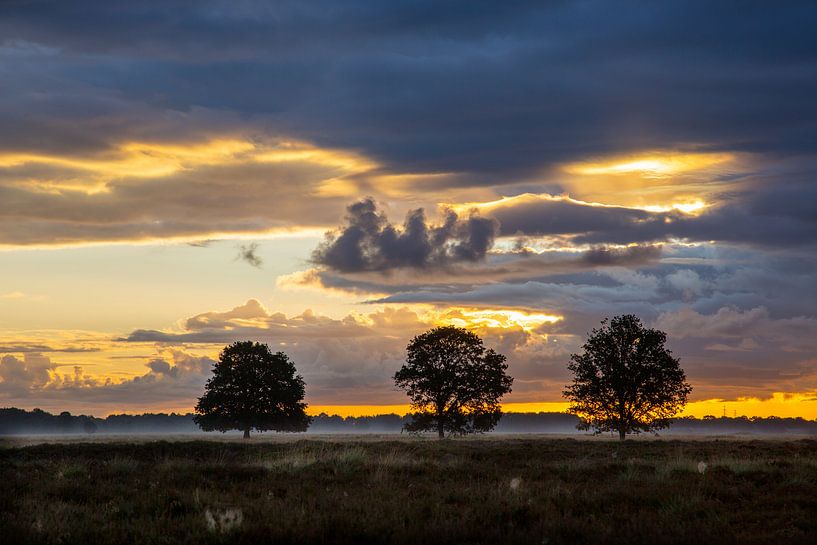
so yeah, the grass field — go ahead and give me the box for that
[2,436,817,544]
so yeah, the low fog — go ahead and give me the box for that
[2,408,817,437]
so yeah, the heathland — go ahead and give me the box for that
[2,436,817,544]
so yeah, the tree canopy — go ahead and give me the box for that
[194,341,310,438]
[394,326,513,438]
[563,315,692,440]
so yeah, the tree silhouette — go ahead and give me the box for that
[394,326,513,438]
[563,315,692,440]
[194,341,310,438]
[82,418,97,434]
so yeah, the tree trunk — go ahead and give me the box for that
[437,411,444,439]
[243,427,250,439]
[618,428,626,441]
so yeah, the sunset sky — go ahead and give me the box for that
[1,1,816,418]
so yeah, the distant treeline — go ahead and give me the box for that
[2,408,817,435]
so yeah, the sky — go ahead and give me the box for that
[1,0,817,418]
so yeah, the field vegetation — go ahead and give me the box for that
[2,437,817,544]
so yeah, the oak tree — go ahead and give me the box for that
[394,326,513,438]
[563,315,692,440]
[194,341,310,438]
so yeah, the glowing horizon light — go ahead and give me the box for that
[439,308,563,332]
[305,393,817,419]
[564,152,733,178]
[640,200,709,215]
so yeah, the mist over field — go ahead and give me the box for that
[4,408,817,438]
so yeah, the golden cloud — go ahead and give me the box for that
[432,308,562,334]
[553,150,741,210]
[563,151,733,178]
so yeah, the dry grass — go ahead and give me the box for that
[2,437,817,544]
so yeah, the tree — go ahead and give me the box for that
[194,341,311,438]
[394,326,513,438]
[82,418,98,434]
[563,315,692,440]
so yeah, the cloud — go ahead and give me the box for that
[235,243,262,268]
[0,344,100,354]
[0,137,371,246]
[124,299,393,344]
[120,301,431,404]
[0,3,815,253]
[283,243,663,298]
[479,190,817,249]
[581,245,662,266]
[665,269,707,301]
[0,353,55,391]
[487,194,666,238]
[654,306,817,398]
[311,198,498,272]
[184,299,271,330]
[0,347,215,412]
[3,1,814,177]
[654,306,815,346]
[359,248,801,328]
[5,286,817,410]
[116,299,580,404]
[146,358,173,375]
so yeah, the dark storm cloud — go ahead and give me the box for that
[367,248,817,315]
[292,243,663,297]
[582,245,662,265]
[312,198,498,272]
[1,1,816,174]
[492,197,659,238]
[0,1,815,249]
[487,185,817,249]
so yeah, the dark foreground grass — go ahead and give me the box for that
[2,437,817,544]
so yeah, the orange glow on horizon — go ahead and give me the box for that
[679,393,817,419]
[306,394,817,420]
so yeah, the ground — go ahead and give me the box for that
[2,435,816,544]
